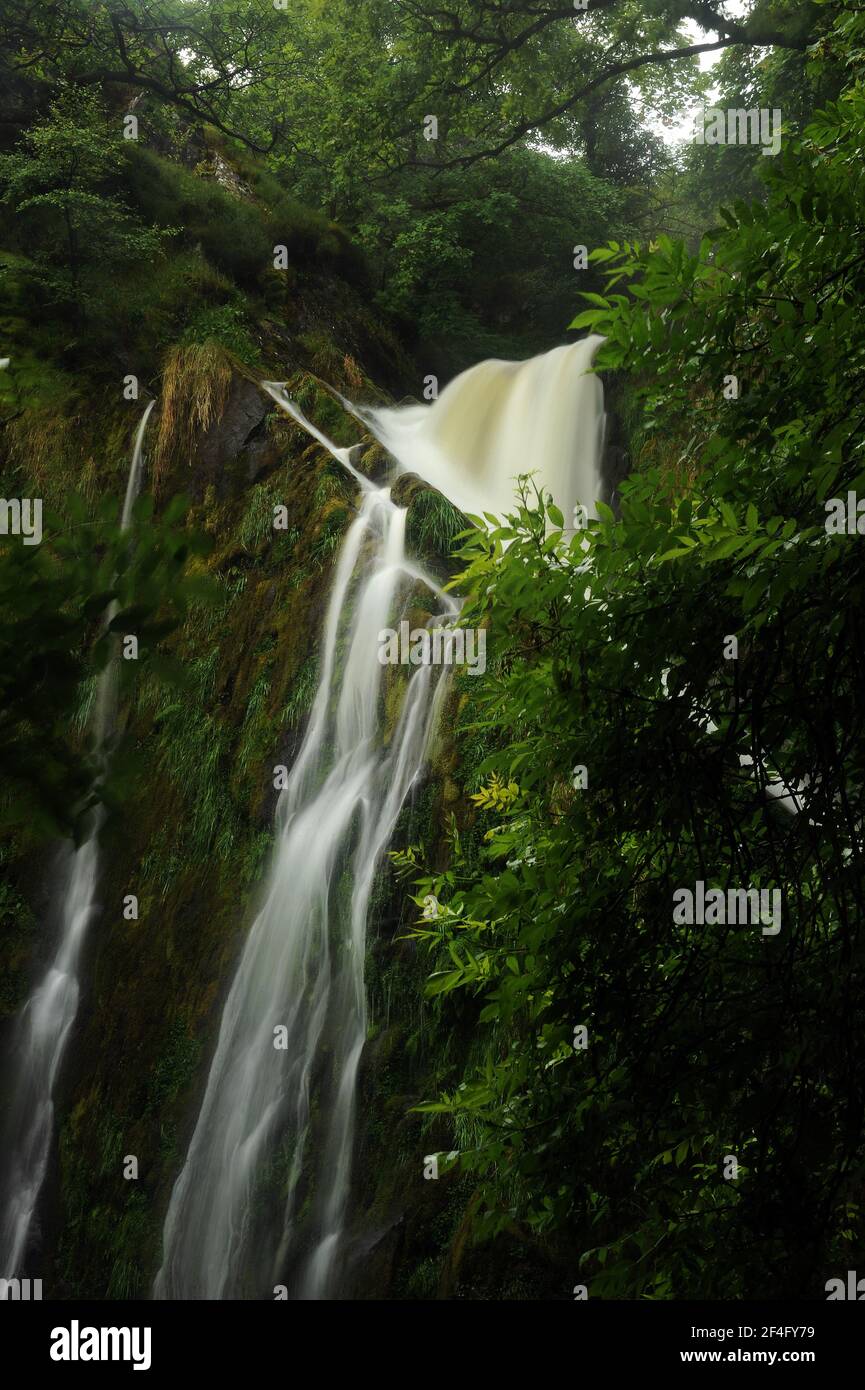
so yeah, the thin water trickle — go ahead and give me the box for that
[0,401,155,1276]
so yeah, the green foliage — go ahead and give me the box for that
[405,488,470,564]
[0,465,212,839]
[358,149,632,368]
[667,1,839,239]
[281,658,318,728]
[124,146,271,285]
[180,300,261,365]
[124,145,363,289]
[404,8,865,1299]
[146,1018,203,1113]
[0,90,170,310]
[469,773,519,815]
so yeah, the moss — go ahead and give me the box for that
[124,146,273,286]
[145,1019,203,1115]
[181,300,262,368]
[405,488,470,570]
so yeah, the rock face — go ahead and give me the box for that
[205,152,253,201]
[193,376,273,496]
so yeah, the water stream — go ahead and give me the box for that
[0,401,155,1276]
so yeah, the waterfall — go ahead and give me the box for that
[0,401,155,1277]
[347,334,606,525]
[155,339,605,1299]
[155,454,458,1298]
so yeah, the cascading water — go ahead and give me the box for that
[0,401,155,1277]
[346,334,606,525]
[155,339,606,1300]
[155,420,458,1299]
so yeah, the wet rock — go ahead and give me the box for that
[390,471,430,509]
[194,377,270,499]
[351,440,394,485]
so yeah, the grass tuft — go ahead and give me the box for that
[152,342,233,488]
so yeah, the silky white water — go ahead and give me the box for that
[155,454,457,1299]
[352,334,606,526]
[155,340,606,1299]
[0,402,155,1276]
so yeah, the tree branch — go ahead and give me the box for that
[413,35,805,171]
